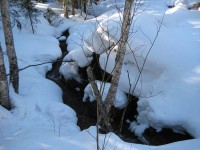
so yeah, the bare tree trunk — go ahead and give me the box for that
[84,0,89,20]
[105,0,134,114]
[80,0,83,16]
[87,66,113,132]
[0,43,11,110]
[0,0,19,93]
[71,0,75,15]
[64,0,69,18]
[83,0,86,14]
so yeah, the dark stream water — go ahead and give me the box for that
[46,30,193,145]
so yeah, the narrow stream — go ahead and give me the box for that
[46,29,193,145]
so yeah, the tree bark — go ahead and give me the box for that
[105,0,134,114]
[87,66,113,132]
[83,0,87,14]
[84,0,89,20]
[64,0,69,18]
[0,43,11,110]
[0,0,19,93]
[71,0,75,15]
[80,0,83,16]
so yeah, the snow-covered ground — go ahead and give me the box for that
[0,0,200,149]
[83,80,128,109]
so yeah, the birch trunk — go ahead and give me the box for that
[87,66,113,132]
[0,0,19,93]
[105,0,134,113]
[0,43,11,110]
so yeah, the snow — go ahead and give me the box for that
[62,48,93,67]
[62,0,200,140]
[90,0,200,139]
[135,5,200,138]
[167,0,198,7]
[58,36,66,41]
[129,121,149,144]
[1,126,200,150]
[0,3,79,148]
[59,61,81,82]
[83,80,128,109]
[0,0,200,149]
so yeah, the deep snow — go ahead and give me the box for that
[64,0,200,139]
[0,0,200,149]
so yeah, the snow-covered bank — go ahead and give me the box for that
[83,80,128,109]
[64,0,200,139]
[1,0,200,149]
[98,3,200,138]
[1,126,200,150]
[0,9,79,149]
